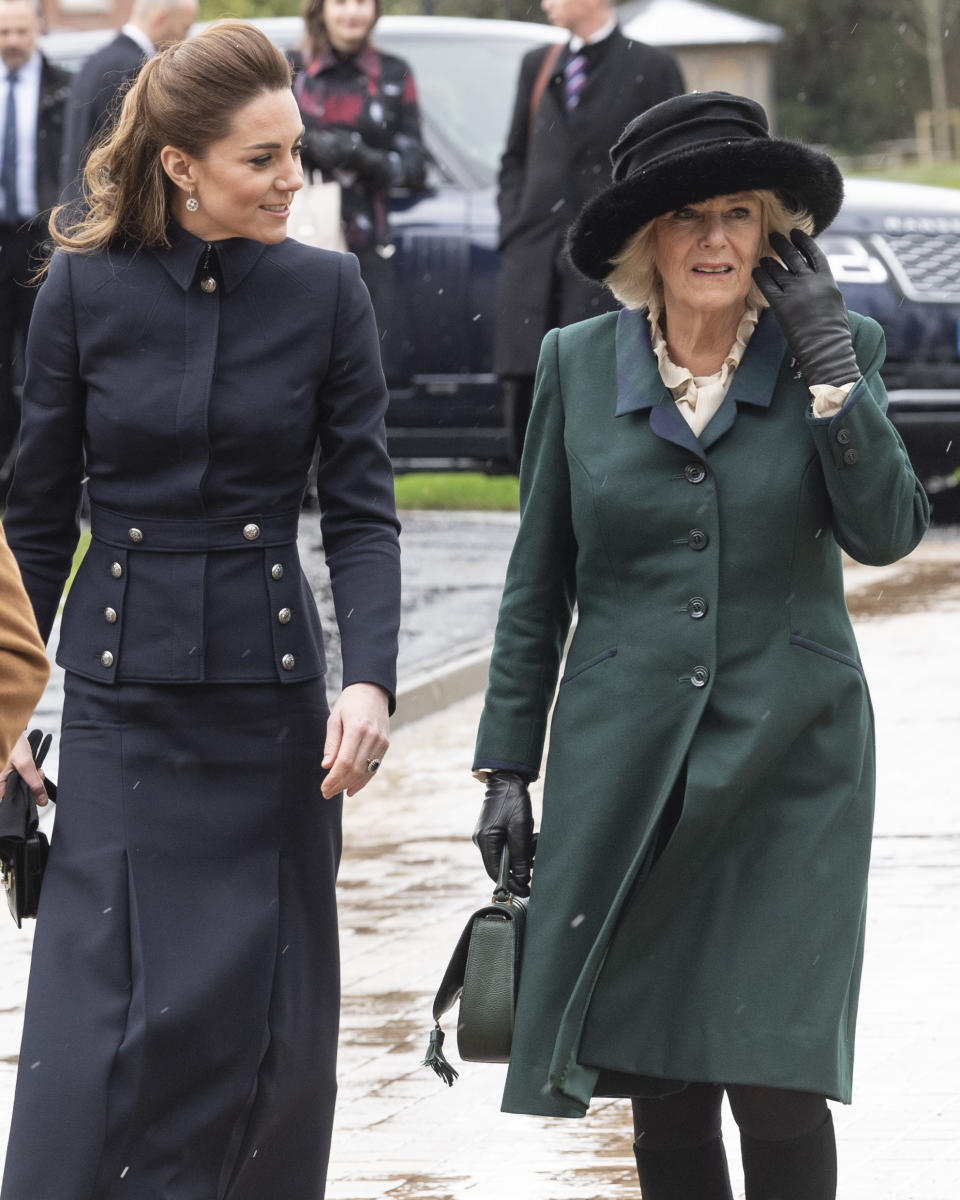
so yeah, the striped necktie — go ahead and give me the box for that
[2,70,19,222]
[563,52,587,112]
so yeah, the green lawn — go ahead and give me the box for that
[394,472,519,511]
[65,529,91,596]
[847,162,960,189]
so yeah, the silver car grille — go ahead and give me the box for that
[871,231,960,303]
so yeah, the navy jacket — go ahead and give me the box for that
[60,32,145,191]
[33,56,72,215]
[4,226,401,704]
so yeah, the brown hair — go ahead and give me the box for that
[48,21,292,257]
[301,0,381,62]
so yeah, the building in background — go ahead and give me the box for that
[40,0,127,32]
[617,0,780,119]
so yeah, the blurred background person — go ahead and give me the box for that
[495,0,684,463]
[0,0,69,504]
[59,0,196,192]
[472,91,929,1199]
[295,0,425,330]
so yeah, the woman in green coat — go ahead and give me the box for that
[471,92,929,1199]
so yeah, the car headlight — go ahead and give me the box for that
[817,235,889,285]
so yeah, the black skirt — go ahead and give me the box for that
[2,672,340,1200]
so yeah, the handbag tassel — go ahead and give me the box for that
[422,1024,458,1086]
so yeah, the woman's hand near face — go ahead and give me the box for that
[0,732,49,807]
[753,229,859,387]
[321,682,390,798]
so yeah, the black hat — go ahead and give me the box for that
[567,91,844,282]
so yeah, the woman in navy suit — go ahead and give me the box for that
[1,22,400,1199]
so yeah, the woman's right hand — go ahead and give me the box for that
[472,771,535,897]
[0,732,48,807]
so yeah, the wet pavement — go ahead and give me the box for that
[0,520,958,1198]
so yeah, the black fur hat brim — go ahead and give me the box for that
[567,137,844,283]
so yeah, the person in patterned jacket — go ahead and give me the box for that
[296,0,425,319]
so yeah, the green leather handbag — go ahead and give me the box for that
[422,848,527,1084]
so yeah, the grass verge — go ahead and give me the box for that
[394,472,519,511]
[847,162,960,189]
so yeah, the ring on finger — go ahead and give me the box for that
[365,757,381,774]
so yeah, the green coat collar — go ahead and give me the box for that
[614,307,789,455]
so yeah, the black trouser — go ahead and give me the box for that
[633,1083,837,1200]
[500,375,534,470]
[0,220,44,497]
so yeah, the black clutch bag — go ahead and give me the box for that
[0,729,56,928]
[422,847,527,1085]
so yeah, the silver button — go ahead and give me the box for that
[110,561,123,578]
[100,650,115,668]
[271,563,284,580]
[281,653,295,671]
[200,276,217,294]
[243,523,261,541]
[128,528,143,544]
[277,608,292,625]
[104,607,118,624]
[691,665,710,688]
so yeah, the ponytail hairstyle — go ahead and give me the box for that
[300,0,381,63]
[49,21,292,257]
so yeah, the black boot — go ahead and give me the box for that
[633,1135,734,1200]
[740,1112,837,1200]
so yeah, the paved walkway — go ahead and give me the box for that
[0,534,958,1197]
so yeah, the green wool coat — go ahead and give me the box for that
[473,307,929,1118]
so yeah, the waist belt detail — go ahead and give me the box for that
[88,505,301,552]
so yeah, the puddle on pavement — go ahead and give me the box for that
[846,560,960,618]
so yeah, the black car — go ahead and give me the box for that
[41,16,960,515]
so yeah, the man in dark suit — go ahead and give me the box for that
[496,0,684,460]
[0,0,69,501]
[60,0,196,191]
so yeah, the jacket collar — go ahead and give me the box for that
[156,221,266,293]
[615,306,788,453]
[309,43,379,76]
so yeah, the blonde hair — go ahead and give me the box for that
[605,190,816,312]
[48,22,292,259]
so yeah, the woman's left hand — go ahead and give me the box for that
[321,682,390,798]
[0,731,49,807]
[752,229,860,387]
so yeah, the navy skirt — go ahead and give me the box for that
[2,673,340,1200]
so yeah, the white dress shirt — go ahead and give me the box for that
[120,22,155,58]
[4,49,41,219]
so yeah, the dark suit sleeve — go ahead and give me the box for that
[60,46,138,194]
[3,252,85,643]
[60,66,99,192]
[315,253,401,710]
[497,49,541,252]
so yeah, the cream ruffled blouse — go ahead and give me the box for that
[646,303,851,437]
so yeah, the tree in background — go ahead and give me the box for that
[719,0,957,155]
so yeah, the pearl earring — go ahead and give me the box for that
[185,190,199,213]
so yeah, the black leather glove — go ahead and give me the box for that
[752,229,860,388]
[303,128,356,173]
[341,138,391,188]
[472,771,535,897]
